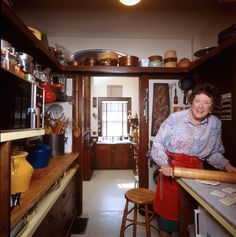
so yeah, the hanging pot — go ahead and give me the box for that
[178,76,195,104]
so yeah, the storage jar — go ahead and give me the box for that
[11,151,34,194]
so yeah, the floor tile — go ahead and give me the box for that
[71,170,159,237]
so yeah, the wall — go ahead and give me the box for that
[90,76,139,136]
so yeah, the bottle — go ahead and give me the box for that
[174,88,178,104]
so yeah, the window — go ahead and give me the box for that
[98,97,131,137]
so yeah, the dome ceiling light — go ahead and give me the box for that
[119,0,141,6]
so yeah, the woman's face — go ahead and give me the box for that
[191,93,213,123]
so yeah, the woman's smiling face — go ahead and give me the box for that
[191,93,213,124]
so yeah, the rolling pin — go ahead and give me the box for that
[174,167,236,184]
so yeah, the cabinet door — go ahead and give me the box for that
[82,148,93,180]
[94,145,111,169]
[32,201,59,237]
[112,144,130,169]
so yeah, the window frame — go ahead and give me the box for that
[98,97,131,137]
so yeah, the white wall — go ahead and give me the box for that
[90,76,139,136]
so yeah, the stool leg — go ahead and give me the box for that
[120,200,129,237]
[144,204,151,237]
[133,204,137,237]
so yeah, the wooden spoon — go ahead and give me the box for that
[73,126,81,138]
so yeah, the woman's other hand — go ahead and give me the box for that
[159,164,174,177]
[225,163,236,173]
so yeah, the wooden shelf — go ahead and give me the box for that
[0,129,45,142]
[11,152,79,228]
[62,64,187,76]
[1,2,61,71]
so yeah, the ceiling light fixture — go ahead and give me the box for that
[119,0,141,6]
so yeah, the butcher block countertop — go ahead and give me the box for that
[177,178,236,236]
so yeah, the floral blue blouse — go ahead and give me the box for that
[151,109,229,170]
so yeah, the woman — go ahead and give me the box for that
[150,83,236,237]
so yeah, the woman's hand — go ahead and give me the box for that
[225,163,236,173]
[159,164,174,177]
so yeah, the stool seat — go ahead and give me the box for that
[120,188,158,237]
[125,188,155,204]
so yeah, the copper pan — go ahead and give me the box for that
[119,55,139,66]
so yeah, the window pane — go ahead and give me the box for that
[101,100,129,137]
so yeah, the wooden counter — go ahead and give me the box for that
[11,152,79,228]
[177,178,236,236]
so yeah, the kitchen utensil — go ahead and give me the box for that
[178,58,191,68]
[11,151,33,194]
[164,50,177,59]
[194,46,216,57]
[178,76,195,104]
[16,52,34,74]
[163,57,177,67]
[174,167,236,183]
[43,134,65,156]
[73,125,81,138]
[27,26,42,40]
[47,104,64,120]
[218,24,236,44]
[119,55,139,66]
[97,51,118,61]
[27,144,51,168]
[174,84,178,104]
[71,49,126,65]
[42,83,57,103]
[148,55,163,67]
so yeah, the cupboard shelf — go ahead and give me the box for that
[62,65,188,76]
[1,2,61,71]
[11,152,79,228]
[0,129,45,142]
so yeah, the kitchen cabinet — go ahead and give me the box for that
[82,145,94,180]
[32,169,78,237]
[0,3,81,237]
[94,143,134,169]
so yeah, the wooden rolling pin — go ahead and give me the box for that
[174,167,236,184]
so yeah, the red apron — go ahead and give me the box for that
[153,151,203,221]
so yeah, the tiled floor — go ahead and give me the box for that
[70,170,159,237]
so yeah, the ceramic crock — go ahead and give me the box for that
[11,151,33,194]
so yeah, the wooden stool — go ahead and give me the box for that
[120,188,158,237]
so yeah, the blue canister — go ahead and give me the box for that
[27,144,51,169]
[148,55,163,67]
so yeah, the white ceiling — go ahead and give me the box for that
[13,0,236,39]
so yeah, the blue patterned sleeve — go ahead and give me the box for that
[151,116,173,167]
[205,119,229,170]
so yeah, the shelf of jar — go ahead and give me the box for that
[0,129,45,142]
[1,2,61,71]
[0,67,38,85]
[11,152,79,228]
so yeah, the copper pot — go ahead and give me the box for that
[119,55,139,66]
[97,58,118,66]
[178,58,191,68]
